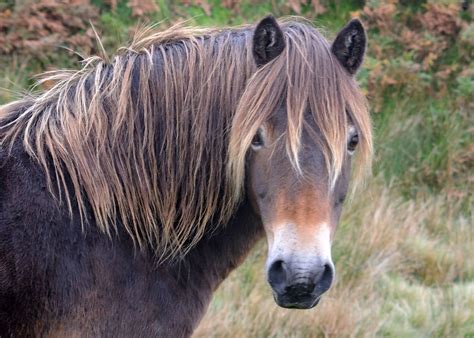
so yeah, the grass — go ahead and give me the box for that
[1,0,472,336]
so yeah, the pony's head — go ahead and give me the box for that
[229,17,371,309]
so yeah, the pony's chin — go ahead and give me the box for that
[273,293,321,309]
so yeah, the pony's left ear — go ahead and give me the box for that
[331,19,366,75]
[253,16,286,67]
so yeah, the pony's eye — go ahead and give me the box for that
[348,133,359,153]
[251,130,264,149]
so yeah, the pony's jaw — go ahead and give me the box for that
[264,222,335,309]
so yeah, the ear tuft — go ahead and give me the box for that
[331,19,366,75]
[253,16,286,67]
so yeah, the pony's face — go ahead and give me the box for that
[247,17,367,309]
[248,113,358,309]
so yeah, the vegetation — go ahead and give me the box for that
[1,0,472,336]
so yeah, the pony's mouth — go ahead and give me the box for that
[272,291,321,309]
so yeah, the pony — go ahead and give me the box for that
[0,16,372,337]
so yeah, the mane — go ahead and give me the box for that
[0,18,372,260]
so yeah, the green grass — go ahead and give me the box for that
[1,0,472,336]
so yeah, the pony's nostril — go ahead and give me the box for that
[315,263,334,296]
[267,260,288,291]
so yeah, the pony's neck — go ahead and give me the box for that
[182,199,264,292]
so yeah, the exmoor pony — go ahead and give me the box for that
[0,16,371,336]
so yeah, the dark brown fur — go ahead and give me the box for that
[0,140,263,337]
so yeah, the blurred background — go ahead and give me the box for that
[0,0,473,336]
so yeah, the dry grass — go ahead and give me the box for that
[195,178,473,337]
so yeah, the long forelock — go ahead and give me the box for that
[229,20,372,198]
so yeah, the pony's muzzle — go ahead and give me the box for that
[267,258,335,309]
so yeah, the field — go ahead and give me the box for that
[1,0,473,336]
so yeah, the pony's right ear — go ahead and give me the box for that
[253,16,285,67]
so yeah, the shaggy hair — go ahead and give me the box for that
[0,19,372,259]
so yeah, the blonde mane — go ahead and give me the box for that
[0,19,372,259]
